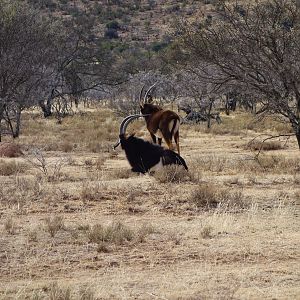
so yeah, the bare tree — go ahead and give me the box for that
[0,1,61,140]
[174,0,300,147]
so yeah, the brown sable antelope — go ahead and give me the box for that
[140,83,181,155]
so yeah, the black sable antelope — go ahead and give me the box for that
[139,84,181,155]
[113,114,188,174]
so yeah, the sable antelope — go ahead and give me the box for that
[113,114,188,174]
[139,84,181,155]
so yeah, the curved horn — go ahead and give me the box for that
[121,114,145,135]
[119,115,138,135]
[114,115,140,149]
[143,82,157,104]
[139,84,145,106]
[114,114,150,149]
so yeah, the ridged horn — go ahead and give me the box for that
[139,84,145,107]
[113,114,147,149]
[120,114,143,135]
[143,82,157,104]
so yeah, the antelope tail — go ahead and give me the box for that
[170,118,179,139]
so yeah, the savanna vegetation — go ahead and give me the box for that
[0,0,299,299]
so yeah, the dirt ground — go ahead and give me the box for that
[0,109,299,299]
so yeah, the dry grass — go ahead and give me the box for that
[0,175,46,205]
[201,113,292,135]
[80,182,106,201]
[22,109,120,151]
[191,153,300,175]
[245,140,285,151]
[153,165,193,183]
[0,142,23,157]
[44,216,65,238]
[189,184,247,211]
[108,168,134,179]
[88,222,134,246]
[1,107,299,299]
[0,159,28,176]
[4,217,17,235]
[88,222,155,252]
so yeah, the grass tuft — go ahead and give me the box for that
[4,217,17,234]
[45,216,65,238]
[190,184,247,211]
[153,165,192,183]
[88,222,134,245]
[0,159,28,176]
[48,282,71,300]
[245,140,285,151]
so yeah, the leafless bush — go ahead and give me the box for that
[293,175,300,185]
[26,149,70,181]
[0,142,23,158]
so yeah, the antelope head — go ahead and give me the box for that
[139,83,162,115]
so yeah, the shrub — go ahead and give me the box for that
[108,168,133,179]
[45,216,64,238]
[80,183,104,201]
[245,140,284,151]
[4,217,16,234]
[189,184,247,211]
[0,159,28,176]
[200,225,214,239]
[87,222,154,249]
[48,282,71,300]
[153,165,192,183]
[0,142,23,157]
[88,222,134,245]
[60,142,73,152]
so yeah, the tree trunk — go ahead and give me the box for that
[39,99,52,118]
[0,104,5,142]
[295,132,300,149]
[207,101,213,129]
[14,107,22,138]
[290,117,300,149]
[39,90,55,118]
